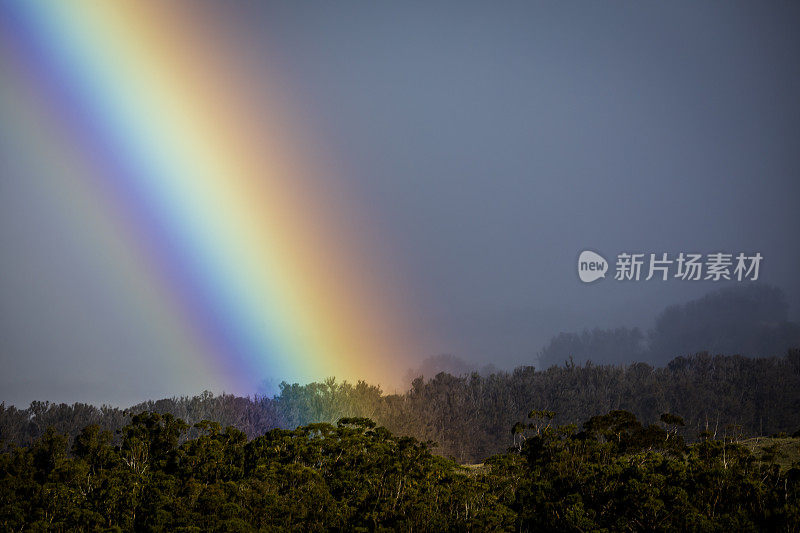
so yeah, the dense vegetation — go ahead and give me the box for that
[1,409,798,531]
[3,351,799,464]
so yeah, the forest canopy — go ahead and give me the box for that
[2,350,799,530]
[1,409,798,531]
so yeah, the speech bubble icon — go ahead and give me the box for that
[578,250,608,283]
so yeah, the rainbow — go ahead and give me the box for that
[0,1,417,395]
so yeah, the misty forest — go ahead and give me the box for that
[2,285,800,531]
[3,0,800,530]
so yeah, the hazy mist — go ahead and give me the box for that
[2,2,800,406]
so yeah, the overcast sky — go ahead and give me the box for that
[2,1,799,406]
[243,1,800,356]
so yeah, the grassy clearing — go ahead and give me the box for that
[741,436,800,471]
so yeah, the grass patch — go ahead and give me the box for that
[741,436,800,471]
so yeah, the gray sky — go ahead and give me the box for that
[2,2,799,406]
[248,2,800,356]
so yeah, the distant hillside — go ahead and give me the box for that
[2,350,799,464]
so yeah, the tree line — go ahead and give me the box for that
[537,284,800,367]
[2,350,799,464]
